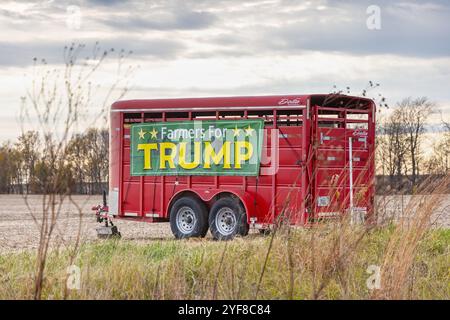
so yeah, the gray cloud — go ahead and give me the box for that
[85,0,125,5]
[0,38,184,66]
[259,1,450,57]
[0,0,449,65]
[91,0,449,59]
[102,10,216,31]
[0,42,63,66]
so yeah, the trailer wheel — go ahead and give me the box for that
[170,196,208,239]
[209,197,248,240]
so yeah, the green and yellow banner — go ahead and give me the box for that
[130,119,264,176]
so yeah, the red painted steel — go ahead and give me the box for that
[108,94,376,226]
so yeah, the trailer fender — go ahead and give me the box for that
[167,188,257,223]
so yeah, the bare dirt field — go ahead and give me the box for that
[0,194,449,253]
[0,195,172,253]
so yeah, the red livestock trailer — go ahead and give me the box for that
[94,94,376,240]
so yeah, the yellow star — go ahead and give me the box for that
[138,128,146,139]
[244,125,254,136]
[232,125,241,137]
[149,127,158,139]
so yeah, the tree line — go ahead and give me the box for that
[0,128,108,195]
[377,97,450,192]
[1,97,449,195]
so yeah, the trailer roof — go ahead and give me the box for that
[111,94,374,112]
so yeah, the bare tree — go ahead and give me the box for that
[442,112,450,132]
[65,128,109,194]
[397,97,434,186]
[425,132,450,175]
[378,109,409,190]
[19,42,135,299]
[376,97,434,191]
[0,142,23,193]
[15,131,40,194]
[65,133,87,194]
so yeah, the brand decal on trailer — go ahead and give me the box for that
[278,98,301,106]
[353,128,368,136]
[130,119,264,176]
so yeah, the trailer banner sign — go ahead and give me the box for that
[130,119,264,176]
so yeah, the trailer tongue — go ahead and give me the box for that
[93,191,121,238]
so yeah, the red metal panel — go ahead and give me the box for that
[111,95,310,111]
[314,187,346,215]
[161,112,166,216]
[118,112,124,216]
[317,128,345,149]
[316,149,346,167]
[271,109,277,221]
[109,112,121,192]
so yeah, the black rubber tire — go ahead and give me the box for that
[169,196,209,239]
[209,197,249,240]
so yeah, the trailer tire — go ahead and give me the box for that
[209,197,248,240]
[170,197,208,239]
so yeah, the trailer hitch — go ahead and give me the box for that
[92,191,121,239]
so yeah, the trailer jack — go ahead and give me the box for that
[92,191,121,239]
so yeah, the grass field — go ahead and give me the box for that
[0,226,448,299]
[0,193,449,300]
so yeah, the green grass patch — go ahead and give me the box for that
[0,227,448,299]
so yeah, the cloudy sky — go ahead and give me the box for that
[0,0,449,142]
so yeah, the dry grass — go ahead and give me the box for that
[0,225,448,300]
[373,177,450,299]
[1,176,449,300]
